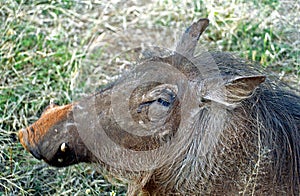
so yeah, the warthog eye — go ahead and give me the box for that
[130,83,178,124]
[157,98,170,107]
[144,89,177,122]
[137,89,176,113]
[158,89,176,106]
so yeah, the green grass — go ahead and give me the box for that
[0,0,299,195]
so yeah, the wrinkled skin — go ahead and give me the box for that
[19,18,300,195]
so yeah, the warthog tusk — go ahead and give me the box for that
[60,142,67,152]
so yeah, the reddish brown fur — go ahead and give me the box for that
[19,104,73,151]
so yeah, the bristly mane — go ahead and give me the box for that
[216,52,300,193]
[249,85,300,192]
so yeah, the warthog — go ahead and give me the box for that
[19,18,300,195]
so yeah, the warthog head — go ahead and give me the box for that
[19,18,300,195]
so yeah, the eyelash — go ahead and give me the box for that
[137,100,156,113]
[137,97,171,113]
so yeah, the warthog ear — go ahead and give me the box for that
[225,75,266,103]
[176,18,209,58]
[203,75,266,107]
